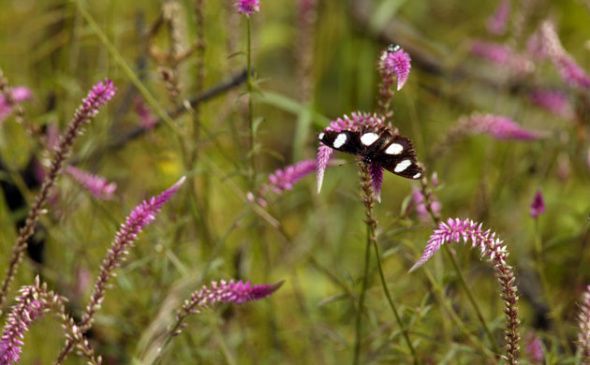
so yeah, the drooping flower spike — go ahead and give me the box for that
[528,89,574,119]
[250,159,317,206]
[133,97,157,129]
[66,166,117,200]
[411,218,520,364]
[235,0,260,16]
[470,41,533,75]
[487,0,510,35]
[457,113,546,140]
[525,333,544,364]
[171,280,283,337]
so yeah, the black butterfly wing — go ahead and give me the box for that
[319,130,363,155]
[372,135,423,180]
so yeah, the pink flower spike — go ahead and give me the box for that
[529,89,574,119]
[181,279,283,314]
[0,287,45,365]
[471,41,533,74]
[487,0,510,35]
[66,166,117,200]
[325,112,385,133]
[133,97,157,129]
[553,54,590,90]
[235,0,260,16]
[530,190,545,219]
[459,113,546,140]
[79,79,116,119]
[316,145,333,193]
[369,162,383,202]
[379,45,412,91]
[525,333,544,364]
[265,160,316,194]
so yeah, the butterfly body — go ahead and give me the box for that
[319,125,422,179]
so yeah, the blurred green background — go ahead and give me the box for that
[1,0,590,363]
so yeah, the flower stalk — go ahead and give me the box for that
[0,80,116,312]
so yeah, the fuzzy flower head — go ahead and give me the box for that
[0,287,46,365]
[251,160,317,206]
[316,113,385,193]
[487,0,510,35]
[529,89,574,119]
[530,190,545,219]
[235,0,260,16]
[0,86,32,123]
[471,41,533,75]
[458,113,545,140]
[66,166,117,200]
[379,44,411,92]
[78,79,116,119]
[181,279,283,315]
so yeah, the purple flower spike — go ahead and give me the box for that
[265,160,316,194]
[459,113,545,140]
[530,190,545,219]
[79,79,116,119]
[316,145,333,193]
[181,279,283,315]
[317,113,386,193]
[554,54,590,90]
[369,163,383,202]
[471,41,533,74]
[66,166,117,200]
[379,45,412,91]
[410,218,509,272]
[0,87,32,123]
[0,287,45,365]
[529,89,574,119]
[235,0,260,16]
[411,186,441,222]
[487,0,510,35]
[525,333,544,364]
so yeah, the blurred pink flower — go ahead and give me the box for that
[235,0,259,16]
[66,166,117,200]
[529,89,574,119]
[183,280,282,311]
[525,333,544,364]
[133,97,157,129]
[471,40,533,74]
[487,0,510,35]
[317,113,385,193]
[411,185,441,222]
[553,53,590,90]
[378,45,412,91]
[458,113,545,140]
[253,159,317,205]
[0,87,32,123]
[530,190,545,219]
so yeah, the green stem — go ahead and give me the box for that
[246,18,256,190]
[352,223,372,365]
[443,246,500,355]
[373,242,418,364]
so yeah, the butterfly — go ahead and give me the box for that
[318,124,423,180]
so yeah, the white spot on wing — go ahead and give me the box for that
[333,133,347,148]
[385,143,403,155]
[412,172,422,179]
[318,132,325,140]
[394,160,412,173]
[360,132,379,146]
